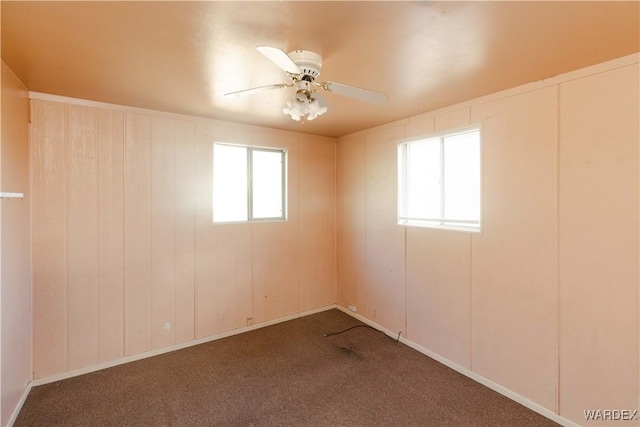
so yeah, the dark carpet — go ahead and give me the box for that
[16,309,559,426]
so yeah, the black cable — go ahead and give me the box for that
[324,324,402,342]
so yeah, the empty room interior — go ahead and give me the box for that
[1,1,639,426]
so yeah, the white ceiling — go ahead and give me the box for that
[2,1,638,137]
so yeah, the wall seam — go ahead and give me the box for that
[191,123,196,342]
[336,140,340,306]
[64,104,70,372]
[469,106,474,372]
[29,101,35,382]
[173,120,177,345]
[148,116,153,351]
[121,113,127,357]
[555,82,562,417]
[95,108,101,364]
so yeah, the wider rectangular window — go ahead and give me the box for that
[398,126,481,232]
[213,143,286,223]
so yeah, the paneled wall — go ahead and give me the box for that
[337,57,639,426]
[558,65,639,424]
[1,62,31,427]
[31,99,336,378]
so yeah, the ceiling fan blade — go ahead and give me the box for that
[314,91,328,109]
[224,83,289,97]
[322,81,389,105]
[256,46,302,75]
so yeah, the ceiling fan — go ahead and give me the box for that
[224,46,389,122]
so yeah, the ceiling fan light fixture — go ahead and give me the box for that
[307,98,327,121]
[283,91,327,122]
[282,99,304,121]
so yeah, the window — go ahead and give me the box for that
[213,143,286,223]
[398,126,481,232]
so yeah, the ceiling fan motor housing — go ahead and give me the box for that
[288,50,322,80]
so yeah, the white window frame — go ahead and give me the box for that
[213,142,287,223]
[397,125,482,233]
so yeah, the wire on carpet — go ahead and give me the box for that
[324,324,402,342]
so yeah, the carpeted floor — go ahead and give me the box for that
[16,309,559,426]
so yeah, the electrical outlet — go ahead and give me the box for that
[373,308,377,319]
[163,322,171,332]
[348,304,357,313]
[247,317,254,326]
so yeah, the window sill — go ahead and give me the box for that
[398,220,481,234]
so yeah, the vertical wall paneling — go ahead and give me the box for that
[406,109,473,368]
[298,136,337,311]
[336,134,367,312]
[364,125,406,332]
[212,125,253,332]
[469,87,559,411]
[215,224,253,332]
[31,99,339,379]
[558,64,639,424]
[1,62,32,427]
[406,228,472,367]
[32,100,68,377]
[194,123,218,338]
[195,123,254,337]
[123,113,153,355]
[66,105,99,370]
[251,131,300,323]
[151,117,177,349]
[174,120,195,344]
[97,109,125,362]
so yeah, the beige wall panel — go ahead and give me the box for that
[364,125,406,332]
[194,123,218,338]
[97,109,125,362]
[174,120,196,344]
[123,113,153,355]
[195,123,251,338]
[470,87,558,411]
[1,62,31,426]
[435,108,471,132]
[151,117,177,349]
[336,134,367,313]
[298,135,337,311]
[66,105,99,370]
[406,228,471,368]
[404,102,473,367]
[405,113,435,138]
[252,221,300,322]
[558,64,639,425]
[216,224,253,332]
[32,100,68,377]
[251,131,300,323]
[208,125,253,333]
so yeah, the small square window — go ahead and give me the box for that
[398,127,481,232]
[213,143,286,223]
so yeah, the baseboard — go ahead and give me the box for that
[31,305,337,387]
[6,382,33,427]
[336,305,579,427]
